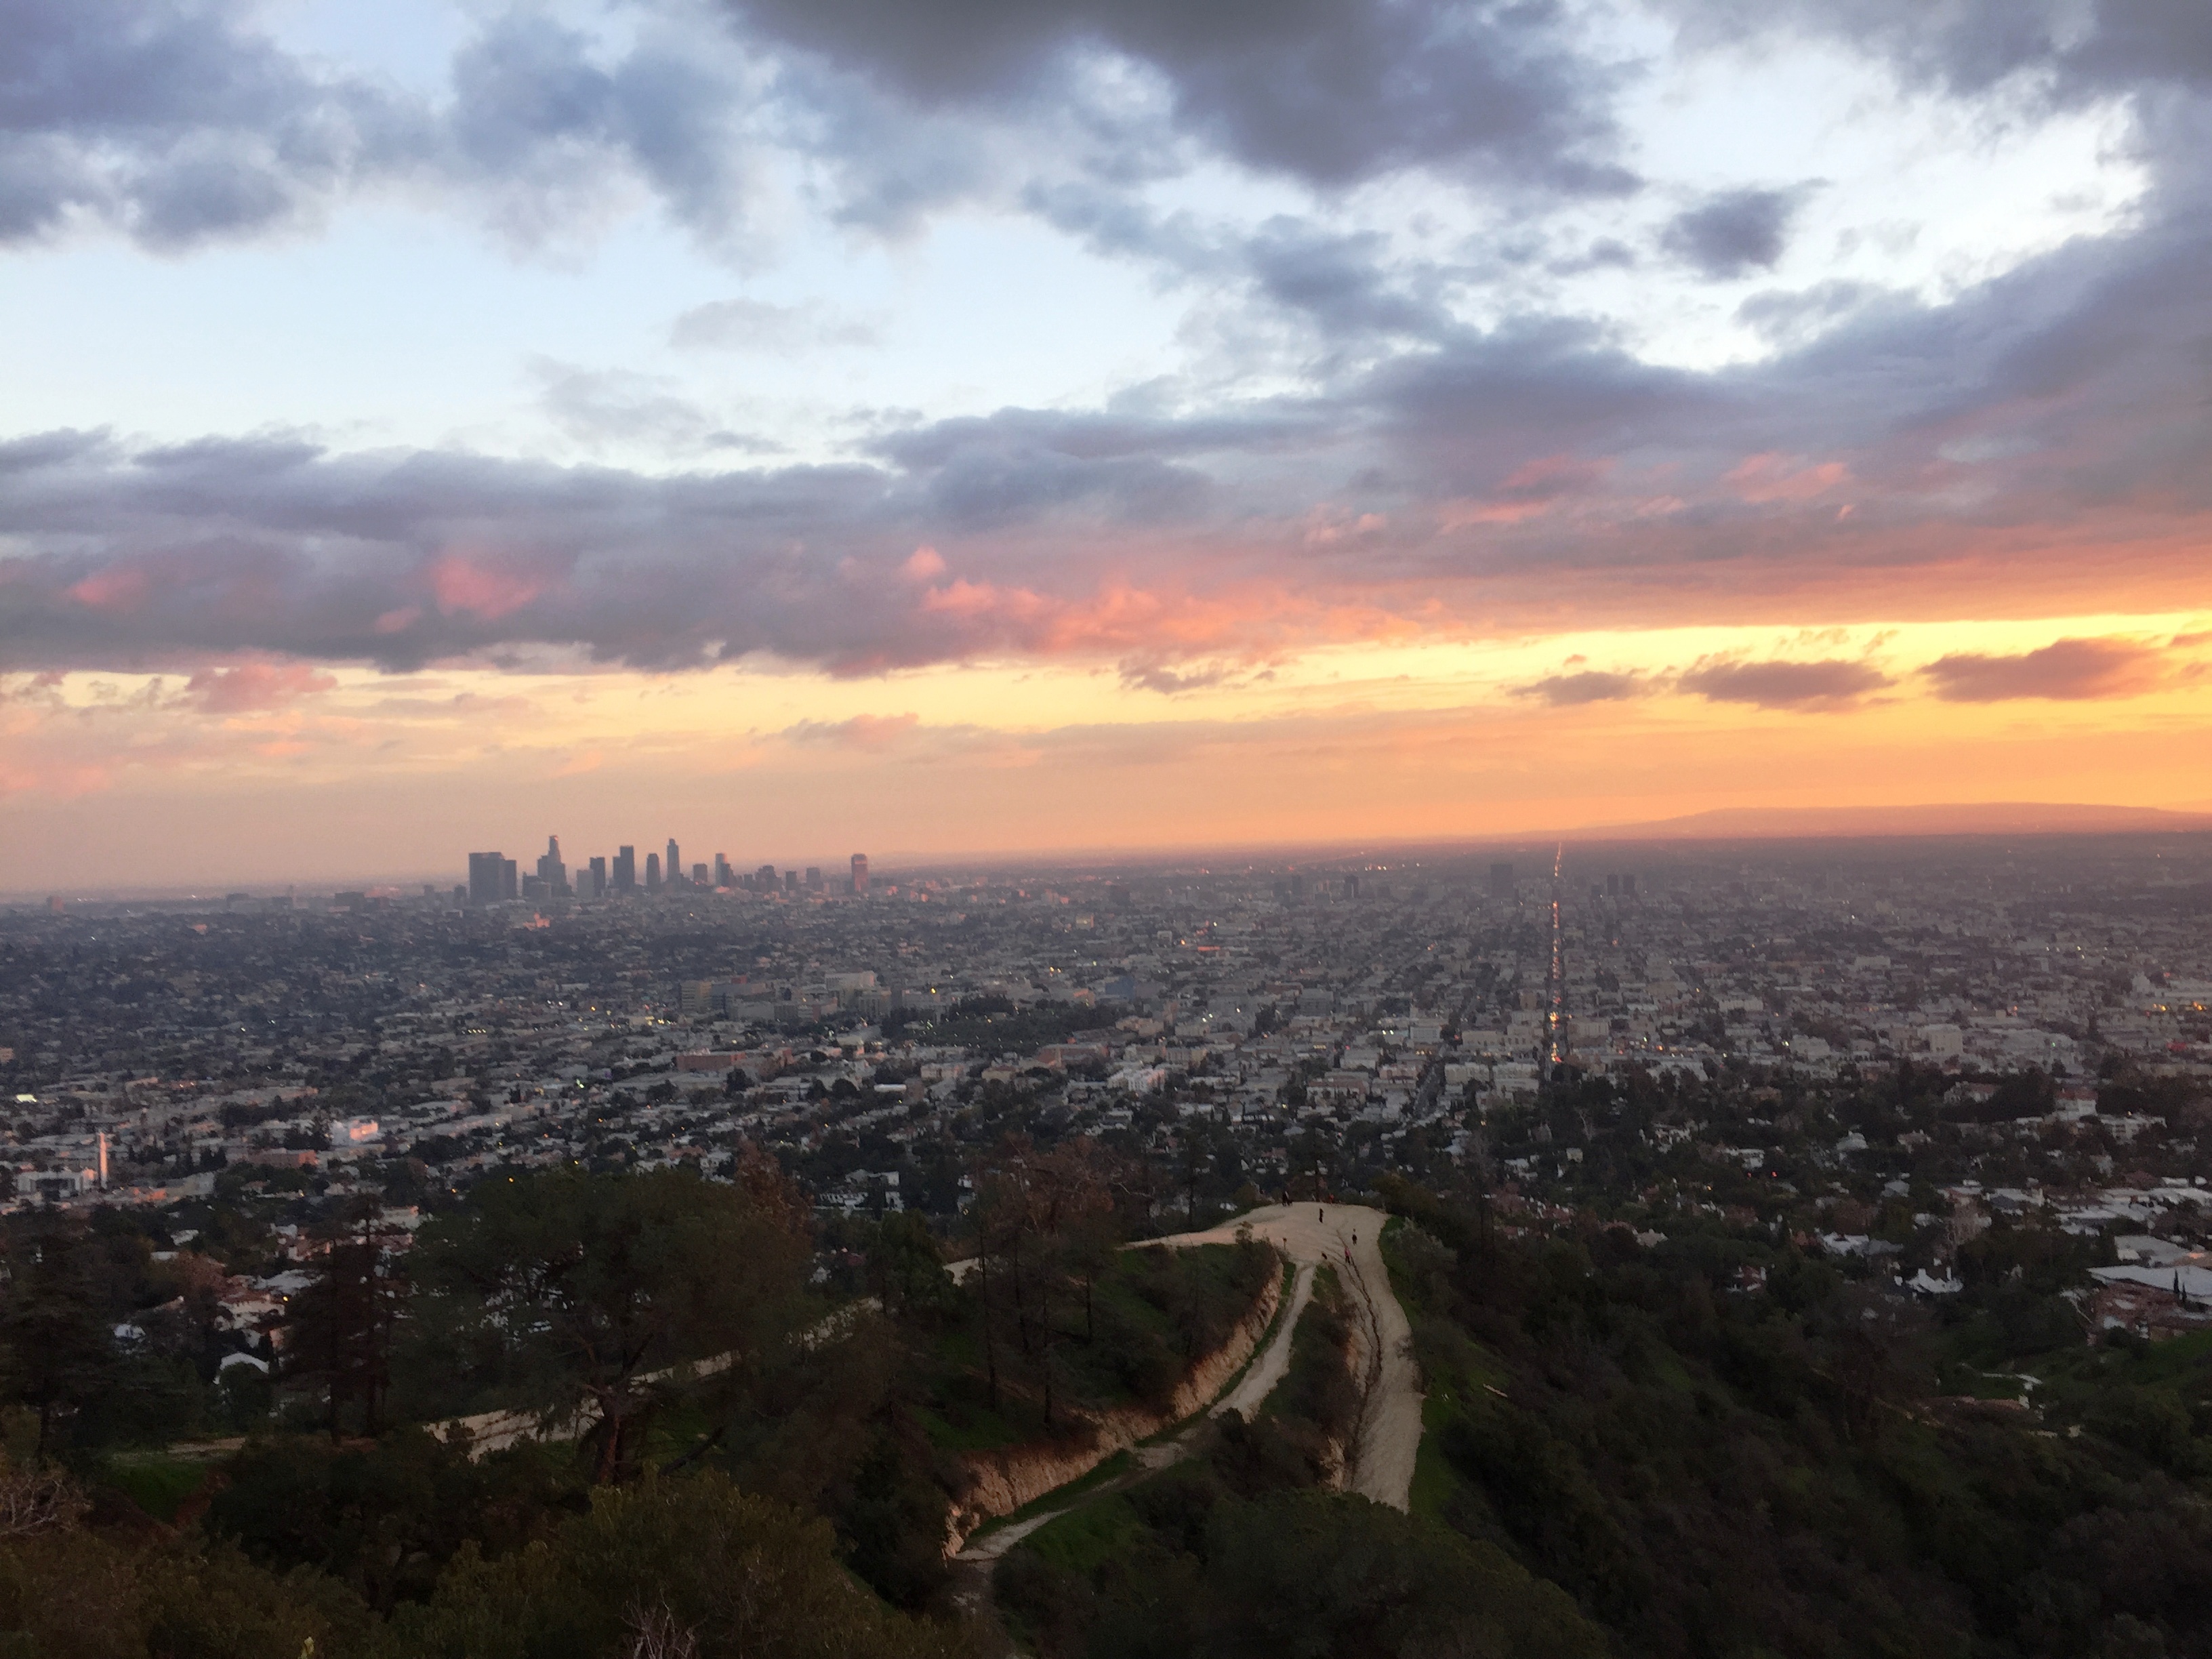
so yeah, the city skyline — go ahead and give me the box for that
[14,798,2212,903]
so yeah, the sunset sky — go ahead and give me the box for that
[3,0,2211,888]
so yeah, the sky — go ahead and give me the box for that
[3,0,2211,888]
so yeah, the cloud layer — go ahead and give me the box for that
[3,0,2212,690]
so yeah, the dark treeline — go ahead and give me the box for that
[1372,1174,2212,1659]
[0,1139,1284,1658]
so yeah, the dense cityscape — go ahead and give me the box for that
[8,830,2212,1289]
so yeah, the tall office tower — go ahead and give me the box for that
[1343,874,1359,899]
[754,864,776,890]
[804,867,823,891]
[538,835,569,898]
[646,853,662,890]
[588,856,607,899]
[502,858,518,901]
[1605,873,1619,898]
[783,869,799,893]
[665,839,680,886]
[850,853,869,895]
[614,846,636,892]
[714,854,733,888]
[692,863,709,886]
[1489,861,1515,899]
[468,851,507,905]
[1622,873,1637,899]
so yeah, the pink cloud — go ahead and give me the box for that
[1437,455,1612,529]
[920,577,1047,623]
[66,569,150,611]
[186,661,339,712]
[426,556,548,619]
[903,546,947,579]
[1498,454,1610,499]
[1723,453,1851,503]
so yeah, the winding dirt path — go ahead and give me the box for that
[949,1204,1425,1658]
[955,1254,1314,1572]
[1212,1261,1316,1422]
[1138,1204,1422,1510]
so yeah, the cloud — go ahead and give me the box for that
[1662,187,1811,280]
[1660,0,2212,106]
[0,0,768,253]
[720,0,1639,194]
[669,298,879,352]
[1677,658,1892,708]
[183,661,338,712]
[1515,670,1643,705]
[1119,659,1234,695]
[0,428,1288,676]
[1919,636,2164,701]
[12,102,2212,688]
[532,363,783,455]
[1736,281,1885,344]
[781,712,921,750]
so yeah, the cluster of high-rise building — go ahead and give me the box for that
[465,840,869,905]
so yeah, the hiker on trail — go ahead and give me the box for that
[1318,1207,1324,1223]
[1351,1231,1357,1248]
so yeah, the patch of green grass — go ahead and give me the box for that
[1020,1490,1145,1578]
[100,1454,208,1522]
[915,1398,1037,1454]
[1261,1266,1351,1431]
[1408,1391,1460,1521]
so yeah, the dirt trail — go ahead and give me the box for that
[1212,1261,1315,1422]
[1141,1204,1422,1510]
[955,1254,1311,1574]
[953,1201,1424,1603]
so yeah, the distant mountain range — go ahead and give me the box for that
[1574,802,2212,841]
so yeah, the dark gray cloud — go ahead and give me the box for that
[0,0,405,245]
[1920,637,2160,701]
[1736,280,1883,344]
[1244,219,1459,340]
[0,0,763,250]
[1660,0,2212,117]
[865,409,1236,529]
[1515,670,1643,705]
[1119,660,1235,695]
[1021,188,1465,346]
[1662,187,1808,281]
[722,0,1638,193]
[1677,659,1892,707]
[0,422,1261,675]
